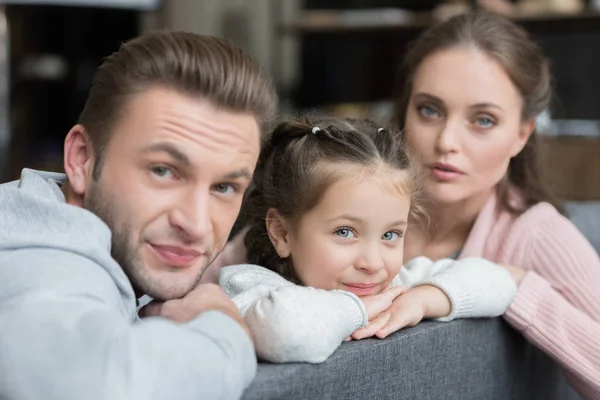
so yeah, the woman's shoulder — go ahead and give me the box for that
[509,202,575,240]
[504,201,597,261]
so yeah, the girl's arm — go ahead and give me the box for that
[219,264,402,364]
[350,257,517,340]
[400,256,518,320]
[504,210,600,399]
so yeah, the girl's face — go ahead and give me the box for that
[269,167,411,297]
[403,46,535,206]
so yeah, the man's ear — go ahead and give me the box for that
[63,124,95,196]
[266,208,292,258]
[511,118,536,158]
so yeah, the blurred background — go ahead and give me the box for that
[0,0,599,202]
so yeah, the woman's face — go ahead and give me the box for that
[403,46,535,206]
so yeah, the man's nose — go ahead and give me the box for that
[169,188,212,240]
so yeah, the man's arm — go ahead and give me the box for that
[0,249,256,400]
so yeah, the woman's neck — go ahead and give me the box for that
[426,189,493,246]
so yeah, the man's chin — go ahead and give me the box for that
[132,268,205,301]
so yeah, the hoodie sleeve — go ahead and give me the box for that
[0,248,257,400]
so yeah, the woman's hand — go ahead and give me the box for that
[500,263,527,286]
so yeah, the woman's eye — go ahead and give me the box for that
[151,166,174,179]
[335,228,355,238]
[475,116,495,129]
[382,231,399,241]
[418,105,439,118]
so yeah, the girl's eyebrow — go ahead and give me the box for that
[326,214,408,227]
[325,214,362,224]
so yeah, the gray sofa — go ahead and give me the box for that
[243,202,599,400]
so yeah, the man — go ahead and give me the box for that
[0,30,276,399]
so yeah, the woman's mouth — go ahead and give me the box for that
[429,162,464,181]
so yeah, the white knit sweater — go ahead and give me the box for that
[219,256,517,364]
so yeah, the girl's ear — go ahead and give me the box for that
[266,208,292,258]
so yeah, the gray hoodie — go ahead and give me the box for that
[0,169,256,400]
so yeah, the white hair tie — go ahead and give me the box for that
[312,127,321,135]
[377,128,384,133]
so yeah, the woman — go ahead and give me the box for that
[394,12,600,399]
[204,11,600,399]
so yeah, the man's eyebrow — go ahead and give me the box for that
[223,168,252,181]
[140,143,190,166]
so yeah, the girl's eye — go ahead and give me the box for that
[151,166,175,179]
[418,105,440,118]
[475,116,495,129]
[335,228,355,239]
[382,231,400,241]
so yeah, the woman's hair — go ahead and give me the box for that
[243,117,424,283]
[392,11,563,214]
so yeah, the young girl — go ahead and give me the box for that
[219,117,517,364]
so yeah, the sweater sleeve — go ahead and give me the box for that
[503,208,600,399]
[219,264,368,364]
[401,256,517,321]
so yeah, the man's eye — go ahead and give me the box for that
[151,166,174,179]
[213,183,237,195]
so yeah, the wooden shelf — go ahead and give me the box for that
[541,136,600,201]
[281,9,600,35]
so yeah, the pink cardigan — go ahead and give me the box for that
[204,195,600,399]
[460,194,600,399]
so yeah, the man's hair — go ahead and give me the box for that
[77,30,278,177]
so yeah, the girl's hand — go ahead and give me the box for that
[360,285,408,320]
[351,285,451,340]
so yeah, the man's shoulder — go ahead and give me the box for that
[0,169,136,316]
[0,168,112,257]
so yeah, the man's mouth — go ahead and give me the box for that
[148,243,204,268]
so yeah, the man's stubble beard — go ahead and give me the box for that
[84,178,211,301]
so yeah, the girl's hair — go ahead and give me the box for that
[392,11,563,214]
[242,117,423,283]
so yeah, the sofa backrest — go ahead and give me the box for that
[565,201,600,253]
[244,319,581,400]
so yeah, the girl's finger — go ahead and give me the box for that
[352,312,391,340]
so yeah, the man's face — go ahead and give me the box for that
[84,86,260,300]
